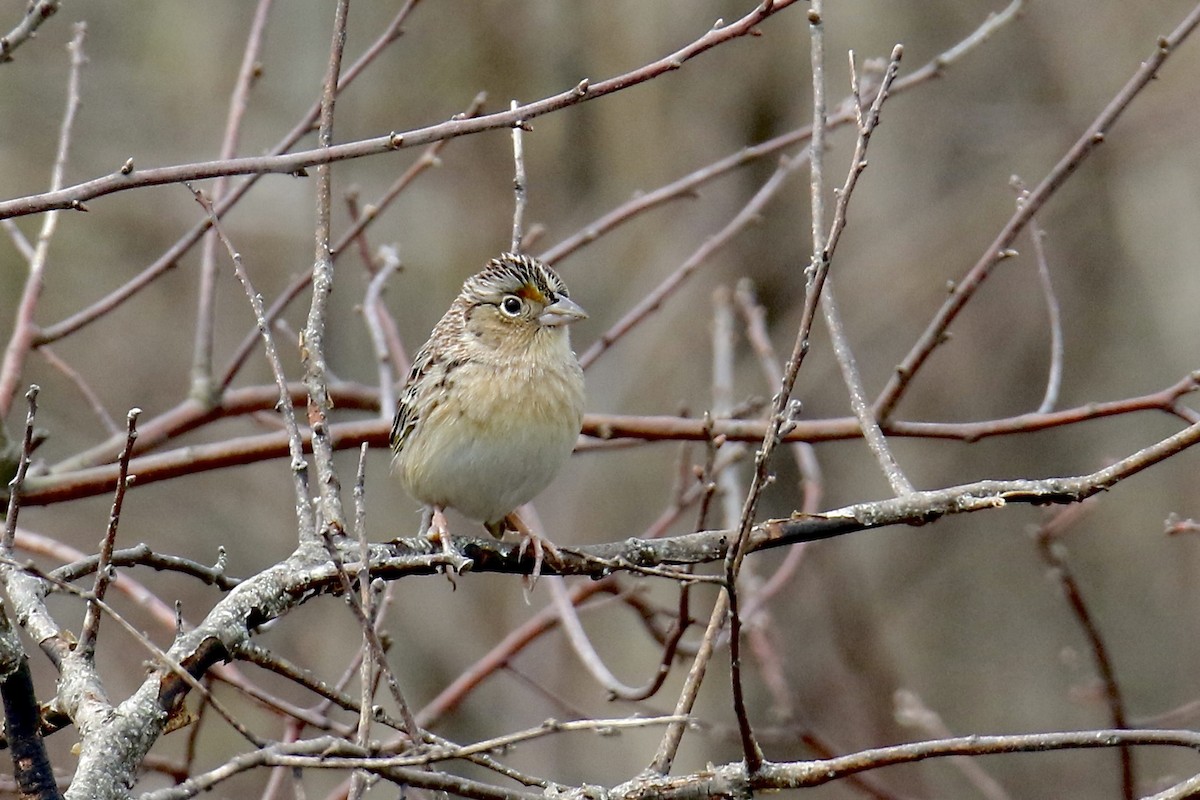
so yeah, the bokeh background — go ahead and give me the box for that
[2,1,1200,797]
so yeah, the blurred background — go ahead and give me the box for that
[2,1,1200,796]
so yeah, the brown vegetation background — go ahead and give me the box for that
[2,1,1200,797]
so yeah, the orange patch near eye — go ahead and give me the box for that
[515,283,549,304]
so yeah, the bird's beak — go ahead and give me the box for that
[538,295,588,327]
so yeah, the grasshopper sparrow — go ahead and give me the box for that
[391,253,587,569]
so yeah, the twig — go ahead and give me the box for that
[349,444,374,800]
[819,49,910,495]
[2,386,38,552]
[0,602,61,800]
[18,366,1200,506]
[1009,175,1065,415]
[319,533,421,741]
[1026,206,1064,414]
[0,23,85,420]
[733,280,818,613]
[141,718,699,800]
[808,2,828,256]
[1,219,34,261]
[1033,503,1134,800]
[712,288,742,527]
[875,3,1200,420]
[0,0,60,63]
[37,345,120,436]
[78,407,140,659]
[647,586,729,775]
[541,2,1024,268]
[342,189,376,271]
[546,577,669,700]
[32,3,421,346]
[578,147,810,370]
[0,1,803,221]
[188,186,314,538]
[824,279,913,494]
[220,92,485,393]
[1031,222,1063,414]
[362,248,402,421]
[510,99,528,253]
[191,0,274,405]
[46,540,238,591]
[300,0,351,540]
[894,690,1013,800]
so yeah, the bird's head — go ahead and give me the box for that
[459,253,587,352]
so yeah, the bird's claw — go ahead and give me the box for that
[426,506,473,576]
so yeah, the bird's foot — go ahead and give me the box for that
[502,511,562,590]
[425,506,473,576]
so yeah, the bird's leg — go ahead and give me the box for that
[500,510,561,585]
[425,505,472,574]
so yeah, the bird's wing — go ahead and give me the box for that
[390,342,435,453]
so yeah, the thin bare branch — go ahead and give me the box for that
[876,4,1200,419]
[0,23,85,419]
[1033,503,1134,799]
[0,1,802,222]
[31,2,422,346]
[298,0,352,541]
[578,147,810,370]
[78,407,140,659]
[363,249,402,422]
[894,690,1013,800]
[1,219,34,262]
[191,0,274,405]
[2,386,39,552]
[349,444,374,800]
[647,588,728,776]
[37,346,119,436]
[1030,216,1064,414]
[188,186,314,538]
[0,0,60,63]
[15,367,1199,506]
[510,99,528,253]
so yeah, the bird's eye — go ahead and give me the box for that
[500,295,524,317]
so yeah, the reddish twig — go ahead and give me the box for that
[191,0,274,404]
[16,368,1199,506]
[1033,502,1134,800]
[0,23,85,419]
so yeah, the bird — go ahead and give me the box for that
[390,253,587,574]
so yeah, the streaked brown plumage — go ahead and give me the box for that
[391,253,586,557]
